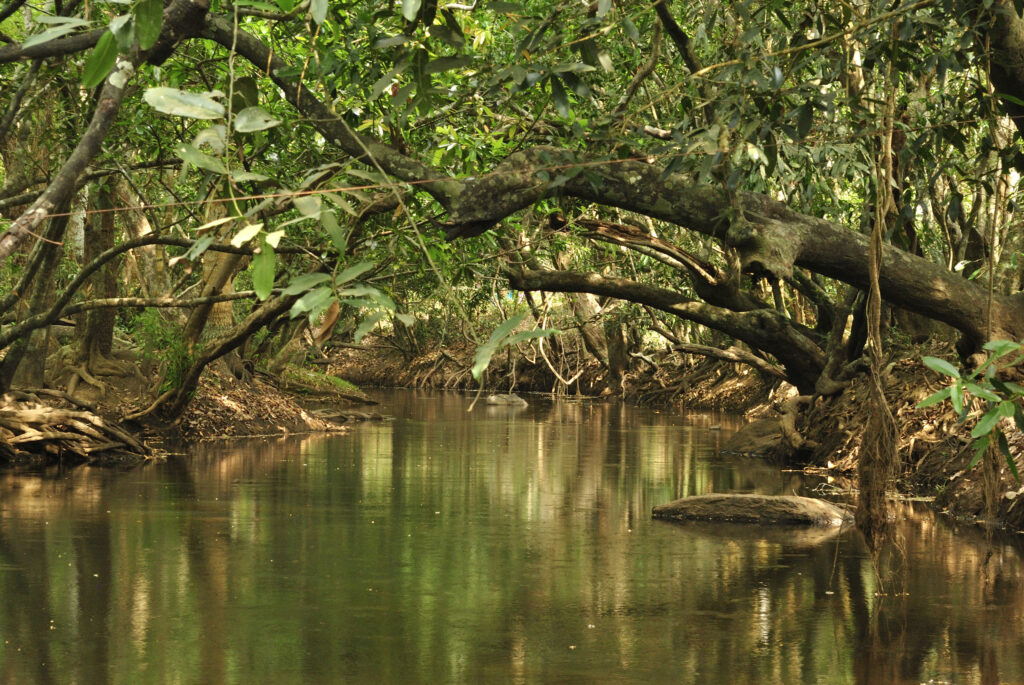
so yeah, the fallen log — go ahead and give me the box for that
[652,493,852,527]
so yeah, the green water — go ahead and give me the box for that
[0,390,1022,684]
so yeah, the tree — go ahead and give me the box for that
[1,0,1023,420]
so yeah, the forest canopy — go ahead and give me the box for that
[1,0,1024,419]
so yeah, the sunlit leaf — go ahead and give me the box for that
[230,223,263,247]
[174,143,228,174]
[234,106,281,132]
[264,229,285,248]
[402,0,421,22]
[109,14,134,52]
[310,0,327,24]
[22,23,85,49]
[144,87,225,119]
[292,195,321,217]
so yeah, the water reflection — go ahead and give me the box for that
[0,391,1020,684]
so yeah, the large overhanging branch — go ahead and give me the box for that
[449,147,1022,344]
[571,216,766,312]
[506,266,825,392]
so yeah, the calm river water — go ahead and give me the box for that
[1,390,1023,684]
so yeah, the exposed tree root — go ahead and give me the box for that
[0,393,148,464]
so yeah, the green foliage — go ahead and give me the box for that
[471,312,558,382]
[130,311,192,394]
[918,343,1024,480]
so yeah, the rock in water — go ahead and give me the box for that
[652,494,851,527]
[485,393,528,407]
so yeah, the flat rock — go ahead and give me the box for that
[485,393,528,406]
[652,493,852,527]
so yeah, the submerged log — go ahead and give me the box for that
[652,493,852,527]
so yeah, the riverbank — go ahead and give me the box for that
[329,339,1024,532]
[3,335,1021,533]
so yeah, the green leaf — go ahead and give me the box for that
[252,242,275,300]
[310,0,327,24]
[550,75,569,118]
[354,311,386,342]
[922,356,961,379]
[109,14,134,52]
[144,87,225,119]
[234,106,281,132]
[982,339,1022,357]
[134,0,162,49]
[916,386,952,408]
[964,382,1001,402]
[290,285,335,321]
[951,381,964,415]
[394,312,414,326]
[321,210,348,252]
[283,272,332,296]
[22,21,86,49]
[995,429,1020,481]
[231,170,270,183]
[796,104,813,140]
[621,17,639,42]
[971,408,1002,438]
[230,222,263,247]
[968,435,989,469]
[371,64,407,100]
[174,143,229,174]
[82,31,119,89]
[231,76,260,111]
[402,0,421,22]
[336,261,374,285]
[424,55,473,75]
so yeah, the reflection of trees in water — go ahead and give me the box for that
[0,394,1021,682]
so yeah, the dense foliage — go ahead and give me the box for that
[2,0,1024,420]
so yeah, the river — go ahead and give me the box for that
[0,390,1022,684]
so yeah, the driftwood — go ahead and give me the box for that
[0,393,147,463]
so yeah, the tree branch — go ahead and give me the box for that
[672,342,787,379]
[506,266,825,391]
